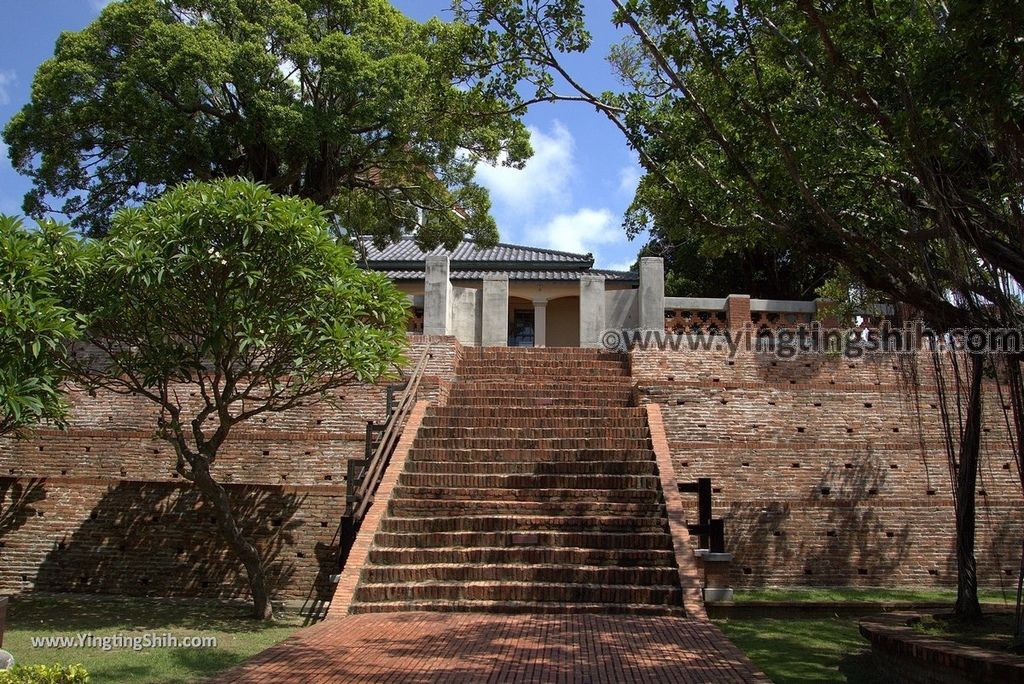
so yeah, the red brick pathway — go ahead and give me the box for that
[218,612,768,683]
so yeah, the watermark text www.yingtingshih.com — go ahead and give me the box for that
[30,632,217,652]
[601,322,1024,359]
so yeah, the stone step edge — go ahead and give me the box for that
[355,581,682,591]
[367,545,676,554]
[382,515,666,523]
[349,602,685,615]
[361,563,676,572]
[375,531,672,540]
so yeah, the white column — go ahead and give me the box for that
[423,255,451,336]
[579,275,606,348]
[532,299,548,348]
[482,275,509,346]
[639,257,665,331]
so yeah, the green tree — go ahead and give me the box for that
[0,216,80,436]
[641,236,832,299]
[460,0,1024,625]
[4,0,531,247]
[69,179,409,620]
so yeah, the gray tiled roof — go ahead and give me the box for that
[361,236,593,266]
[360,236,638,282]
[381,269,639,282]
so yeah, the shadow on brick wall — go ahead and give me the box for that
[726,456,914,586]
[32,482,305,600]
[1,478,47,539]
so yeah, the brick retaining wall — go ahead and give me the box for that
[0,335,461,603]
[632,347,1024,589]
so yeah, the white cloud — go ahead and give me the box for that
[527,208,619,256]
[475,121,575,215]
[606,259,637,272]
[0,70,15,106]
[617,162,642,197]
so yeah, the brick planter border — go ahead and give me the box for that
[859,610,1024,683]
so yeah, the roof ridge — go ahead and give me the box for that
[360,235,593,262]
[460,237,591,261]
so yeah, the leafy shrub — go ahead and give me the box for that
[0,664,89,684]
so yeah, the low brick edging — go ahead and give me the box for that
[645,403,706,619]
[859,611,1024,683]
[326,400,430,617]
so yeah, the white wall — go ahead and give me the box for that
[606,289,639,329]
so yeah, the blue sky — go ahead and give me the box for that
[0,0,644,270]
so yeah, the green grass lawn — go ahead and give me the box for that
[2,594,303,683]
[716,588,1021,682]
[716,615,883,683]
[733,586,1016,605]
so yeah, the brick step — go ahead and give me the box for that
[457,367,629,378]
[458,358,628,368]
[388,499,667,518]
[379,515,668,534]
[350,600,684,616]
[448,397,630,409]
[403,461,658,475]
[447,397,633,407]
[412,438,651,450]
[360,564,680,586]
[429,407,644,418]
[448,387,633,399]
[453,378,633,389]
[407,448,657,463]
[353,581,682,605]
[416,427,650,440]
[373,530,672,550]
[391,487,663,503]
[397,473,661,490]
[421,415,646,429]
[368,546,677,566]
[461,349,624,360]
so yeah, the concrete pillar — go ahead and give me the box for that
[532,299,548,347]
[579,275,606,348]
[725,294,751,333]
[481,275,509,347]
[423,255,452,336]
[638,257,665,330]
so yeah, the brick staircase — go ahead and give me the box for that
[350,347,684,615]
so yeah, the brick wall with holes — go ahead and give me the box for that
[0,477,346,602]
[633,347,1024,589]
[0,335,461,602]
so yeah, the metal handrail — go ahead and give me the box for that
[350,344,431,523]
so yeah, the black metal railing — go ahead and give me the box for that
[679,477,726,553]
[299,345,432,624]
[344,345,430,529]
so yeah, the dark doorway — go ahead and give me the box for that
[509,309,535,347]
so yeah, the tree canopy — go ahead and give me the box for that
[642,235,832,300]
[69,178,410,618]
[0,216,80,436]
[4,0,531,247]
[461,0,1024,327]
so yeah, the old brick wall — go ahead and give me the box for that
[632,348,1024,590]
[0,335,461,604]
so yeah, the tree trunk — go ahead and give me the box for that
[1015,538,1024,645]
[192,464,275,621]
[953,354,984,623]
